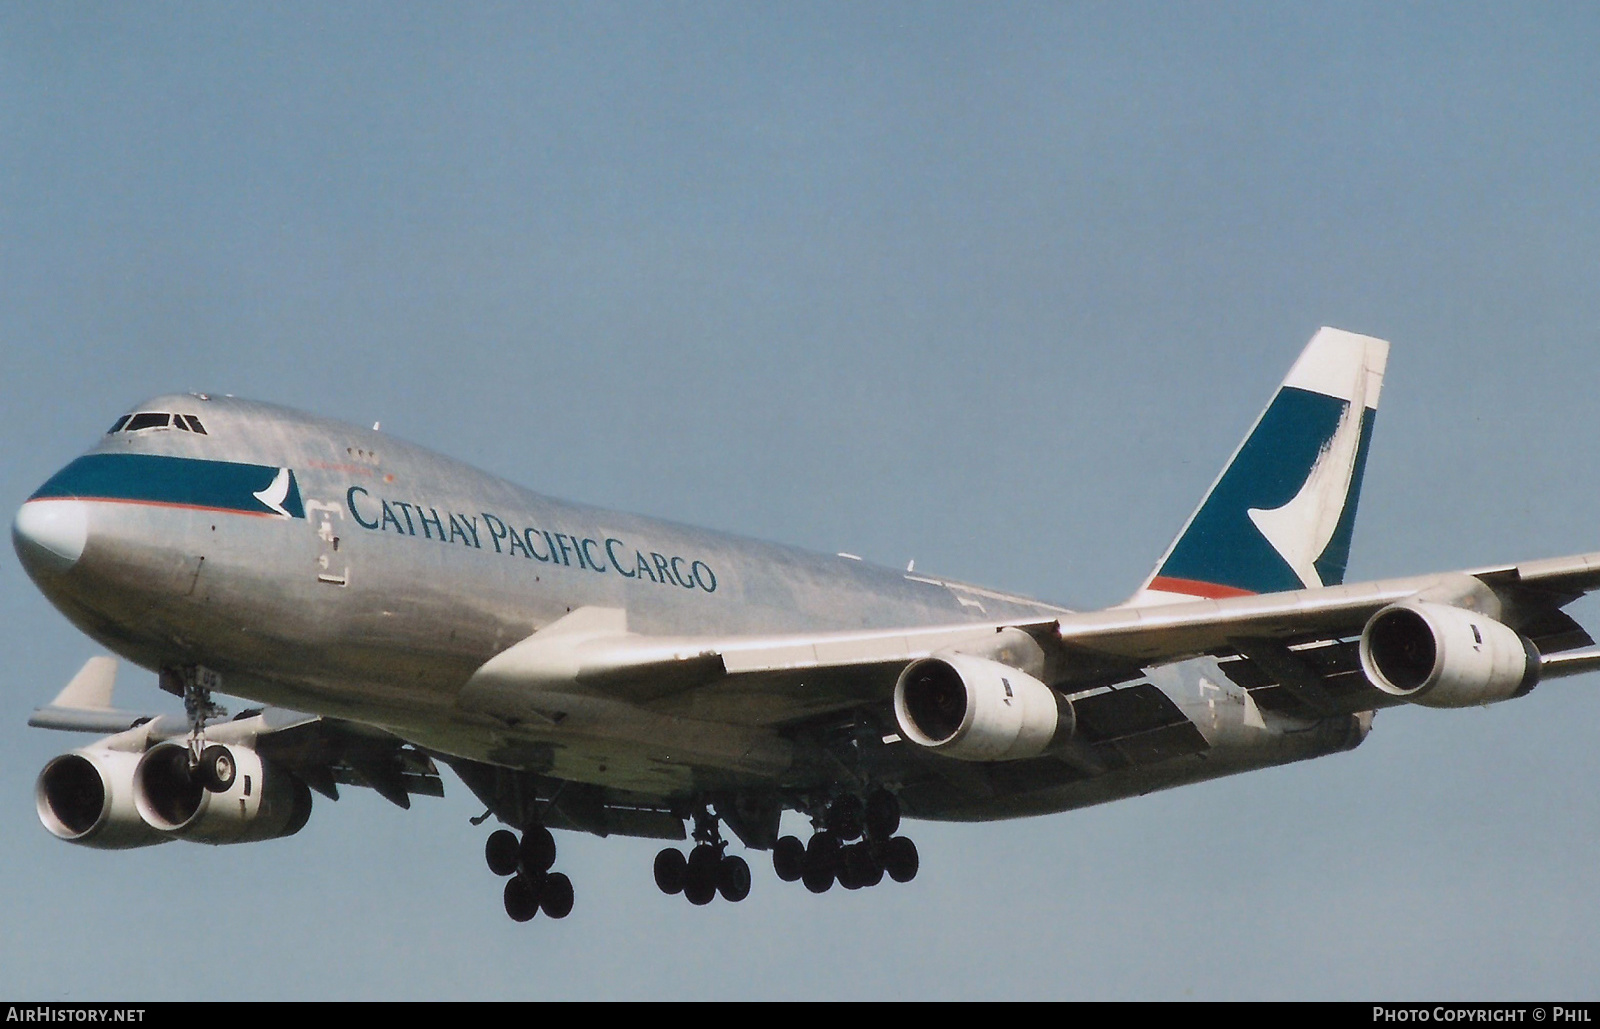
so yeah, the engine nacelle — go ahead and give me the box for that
[36,747,170,849]
[1359,600,1539,708]
[134,743,313,844]
[893,652,1074,762]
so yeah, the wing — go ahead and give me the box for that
[459,549,1600,724]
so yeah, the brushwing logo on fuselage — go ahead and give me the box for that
[252,466,303,519]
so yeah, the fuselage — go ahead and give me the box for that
[15,394,1367,820]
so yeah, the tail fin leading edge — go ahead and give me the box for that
[1126,327,1390,606]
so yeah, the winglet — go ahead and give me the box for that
[1125,327,1390,606]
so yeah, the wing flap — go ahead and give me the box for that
[1071,682,1211,764]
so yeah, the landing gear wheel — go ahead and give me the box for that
[684,845,719,906]
[840,843,876,890]
[485,829,520,877]
[802,832,838,893]
[717,855,751,902]
[772,835,805,882]
[654,848,687,895]
[865,789,900,840]
[807,830,840,864]
[519,825,556,874]
[884,835,919,883]
[801,858,835,894]
[860,852,884,889]
[198,745,236,793]
[540,872,574,919]
[827,795,864,841]
[504,874,541,922]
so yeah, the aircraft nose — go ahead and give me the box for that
[12,499,89,576]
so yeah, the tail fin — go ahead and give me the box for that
[1125,327,1389,606]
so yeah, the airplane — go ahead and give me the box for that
[15,326,1600,923]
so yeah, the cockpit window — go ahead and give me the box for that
[124,413,172,432]
[109,411,211,435]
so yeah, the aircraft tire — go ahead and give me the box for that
[654,847,687,895]
[519,825,556,874]
[772,835,805,882]
[806,830,840,866]
[842,843,879,890]
[802,834,837,893]
[540,872,574,919]
[199,745,236,793]
[865,789,900,840]
[827,795,864,841]
[717,855,751,903]
[884,836,918,883]
[504,875,540,922]
[684,844,719,905]
[485,829,520,877]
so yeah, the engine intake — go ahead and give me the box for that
[894,652,1074,762]
[36,748,169,849]
[1360,600,1539,708]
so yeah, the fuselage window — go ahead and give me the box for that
[107,415,131,434]
[124,413,172,432]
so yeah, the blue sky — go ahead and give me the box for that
[3,3,1599,999]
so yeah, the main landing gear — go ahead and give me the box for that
[484,824,575,922]
[772,789,918,894]
[653,802,751,906]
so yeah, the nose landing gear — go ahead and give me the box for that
[161,665,233,792]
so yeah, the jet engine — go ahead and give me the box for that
[1359,600,1540,708]
[893,652,1074,762]
[39,741,313,847]
[134,742,313,844]
[36,747,170,849]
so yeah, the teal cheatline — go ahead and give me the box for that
[29,453,305,519]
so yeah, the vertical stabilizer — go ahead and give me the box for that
[1125,327,1389,606]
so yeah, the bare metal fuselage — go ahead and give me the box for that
[20,394,1365,823]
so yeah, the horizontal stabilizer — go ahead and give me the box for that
[28,657,151,733]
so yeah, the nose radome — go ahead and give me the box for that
[13,500,89,575]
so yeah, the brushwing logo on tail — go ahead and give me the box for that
[1132,328,1388,604]
[1246,354,1369,589]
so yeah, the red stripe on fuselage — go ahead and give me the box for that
[1147,575,1257,599]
